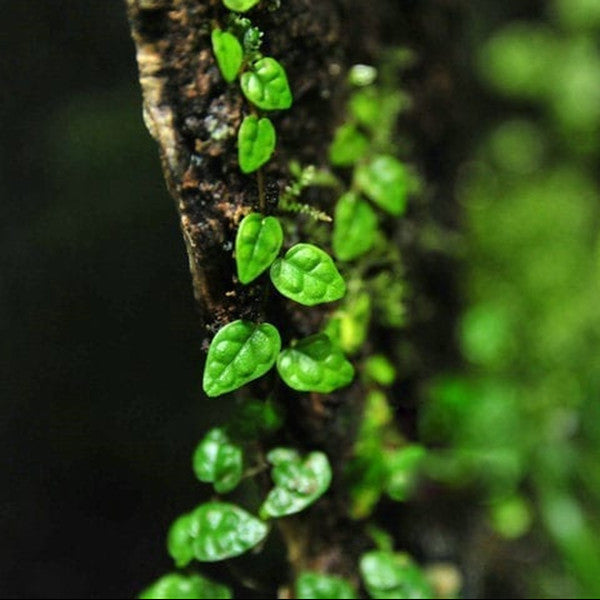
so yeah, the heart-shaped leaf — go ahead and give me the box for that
[203,320,281,397]
[296,572,357,600]
[355,155,409,216]
[169,502,269,564]
[270,244,346,306]
[333,192,377,261]
[277,334,354,393]
[235,213,283,284]
[329,123,369,166]
[238,116,276,174]
[360,551,434,600]
[261,449,332,518]
[139,573,232,600]
[241,57,293,110]
[211,29,243,83]
[167,513,196,568]
[223,0,260,11]
[193,428,243,494]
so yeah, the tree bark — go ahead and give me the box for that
[126,0,469,591]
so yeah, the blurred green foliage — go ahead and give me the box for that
[422,1,600,596]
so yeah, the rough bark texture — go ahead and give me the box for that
[126,0,469,592]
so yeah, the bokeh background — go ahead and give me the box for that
[1,2,210,597]
[2,1,600,598]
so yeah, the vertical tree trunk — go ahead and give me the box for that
[126,0,468,589]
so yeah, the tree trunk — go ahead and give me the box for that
[126,0,468,590]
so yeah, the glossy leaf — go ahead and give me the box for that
[241,57,293,110]
[203,320,281,397]
[139,573,232,600]
[277,333,354,393]
[169,502,268,564]
[211,29,243,83]
[360,551,434,600]
[235,213,283,284]
[329,124,369,166]
[270,244,346,306]
[261,448,332,518]
[238,115,276,174]
[193,428,243,494]
[355,155,409,216]
[223,0,260,11]
[296,572,357,599]
[167,513,196,568]
[333,192,377,261]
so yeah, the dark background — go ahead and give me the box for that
[0,2,214,597]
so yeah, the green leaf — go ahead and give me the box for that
[241,57,293,110]
[360,551,434,600]
[385,445,426,502]
[363,355,396,387]
[235,213,283,284]
[203,320,281,397]
[223,0,260,12]
[139,573,232,600]
[261,449,332,518]
[211,29,243,83]
[169,502,268,564]
[270,244,346,306]
[228,398,284,440]
[193,428,243,494]
[167,513,196,568]
[332,192,377,261]
[277,333,354,393]
[355,155,409,216]
[296,572,357,599]
[238,115,276,174]
[324,291,371,356]
[329,124,369,166]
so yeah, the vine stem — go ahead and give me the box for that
[257,167,266,212]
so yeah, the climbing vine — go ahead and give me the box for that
[138,2,441,598]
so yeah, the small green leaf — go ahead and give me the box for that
[324,291,371,356]
[270,244,346,306]
[235,213,283,284]
[277,333,354,393]
[211,29,243,83]
[223,0,260,12]
[348,64,378,87]
[355,155,409,216]
[261,449,332,518]
[170,502,268,564]
[228,398,284,439]
[238,115,276,174]
[193,428,243,494]
[241,57,293,110]
[360,551,434,600]
[296,572,357,599]
[332,192,377,261]
[139,573,232,600]
[203,320,281,397]
[193,502,268,561]
[363,355,397,387]
[385,445,426,502]
[329,124,369,166]
[167,513,195,568]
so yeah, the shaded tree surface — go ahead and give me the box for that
[124,0,475,595]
